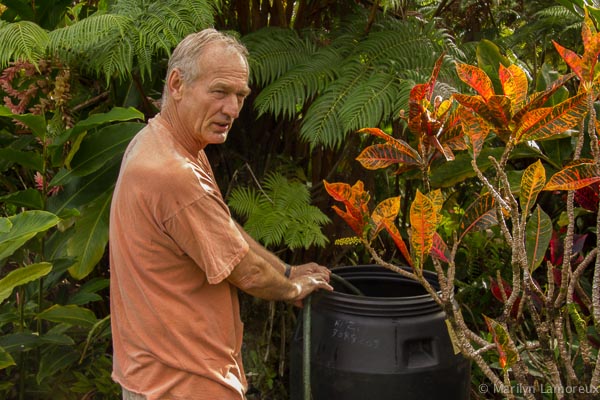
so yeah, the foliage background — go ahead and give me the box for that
[0,0,594,399]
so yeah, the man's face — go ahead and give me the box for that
[174,43,251,147]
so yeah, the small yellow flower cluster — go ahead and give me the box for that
[334,236,362,246]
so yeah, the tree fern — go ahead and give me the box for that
[228,172,330,250]
[245,13,463,149]
[0,21,49,66]
[1,0,217,83]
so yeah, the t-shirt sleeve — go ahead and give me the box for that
[164,192,249,285]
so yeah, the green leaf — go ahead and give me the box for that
[525,206,552,272]
[0,21,49,67]
[36,347,79,384]
[0,211,60,261]
[0,346,15,370]
[36,304,97,328]
[0,218,12,234]
[67,192,111,279]
[0,262,52,303]
[50,121,143,186]
[0,189,44,210]
[0,148,44,170]
[56,107,144,145]
[0,107,47,138]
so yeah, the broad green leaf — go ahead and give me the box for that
[55,106,144,145]
[526,206,552,272]
[0,332,42,352]
[520,160,546,213]
[544,161,600,191]
[0,148,43,170]
[50,121,143,186]
[409,190,437,270]
[36,348,78,384]
[0,262,52,303]
[458,193,497,242]
[0,218,12,233]
[430,148,505,188]
[0,189,44,210]
[47,157,121,215]
[0,107,47,138]
[514,93,587,143]
[0,211,60,261]
[67,192,111,280]
[0,346,15,370]
[36,304,97,328]
[456,63,495,100]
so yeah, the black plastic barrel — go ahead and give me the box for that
[290,265,470,400]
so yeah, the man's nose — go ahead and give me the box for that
[223,94,242,119]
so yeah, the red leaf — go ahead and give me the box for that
[553,40,583,81]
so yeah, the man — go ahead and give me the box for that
[109,29,332,400]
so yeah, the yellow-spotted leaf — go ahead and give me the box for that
[409,190,438,270]
[460,108,491,159]
[514,93,587,143]
[458,193,497,242]
[456,63,495,101]
[544,161,600,191]
[520,160,546,213]
[484,315,519,372]
[356,141,421,170]
[499,64,528,109]
[371,197,400,238]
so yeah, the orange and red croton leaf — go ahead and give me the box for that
[513,92,588,144]
[484,315,518,372]
[409,189,440,270]
[356,128,422,170]
[324,180,371,236]
[519,160,546,214]
[458,193,498,242]
[499,64,528,110]
[455,63,495,100]
[544,161,600,191]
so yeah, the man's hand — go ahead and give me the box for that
[289,262,331,281]
[288,265,333,307]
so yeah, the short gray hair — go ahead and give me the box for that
[161,29,248,104]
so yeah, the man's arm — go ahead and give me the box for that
[228,222,332,302]
[227,247,332,302]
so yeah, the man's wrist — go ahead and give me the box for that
[284,263,292,278]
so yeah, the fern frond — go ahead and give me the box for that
[228,187,262,218]
[228,172,330,250]
[243,27,317,87]
[254,45,343,119]
[0,21,49,67]
[249,15,456,149]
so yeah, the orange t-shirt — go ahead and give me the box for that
[109,115,250,399]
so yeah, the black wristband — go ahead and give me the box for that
[284,264,292,278]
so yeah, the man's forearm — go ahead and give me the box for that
[236,222,287,274]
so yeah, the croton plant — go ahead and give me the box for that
[324,12,600,399]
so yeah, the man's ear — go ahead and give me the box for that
[167,68,184,100]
